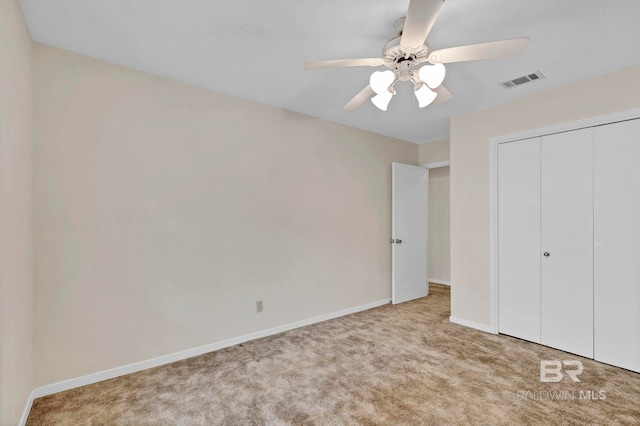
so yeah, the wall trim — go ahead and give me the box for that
[23,298,391,418]
[491,107,640,145]
[19,390,36,426]
[429,279,450,286]
[421,160,450,169]
[488,107,640,336]
[449,316,497,334]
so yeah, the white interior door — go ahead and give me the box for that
[540,129,594,358]
[594,119,640,373]
[497,138,541,343]
[392,162,428,304]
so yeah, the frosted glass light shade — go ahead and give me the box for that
[370,70,395,94]
[371,91,394,111]
[418,63,446,89]
[414,85,437,108]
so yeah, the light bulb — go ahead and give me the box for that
[371,91,394,111]
[414,85,437,108]
[370,70,395,94]
[419,63,446,89]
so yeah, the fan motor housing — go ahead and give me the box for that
[382,36,428,82]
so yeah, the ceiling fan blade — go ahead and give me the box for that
[400,0,445,50]
[428,38,530,64]
[433,85,452,105]
[344,85,375,110]
[304,58,384,70]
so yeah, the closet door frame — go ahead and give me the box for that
[488,107,640,335]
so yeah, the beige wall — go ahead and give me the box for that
[419,138,449,165]
[450,65,640,326]
[428,167,450,284]
[32,44,418,386]
[0,0,33,424]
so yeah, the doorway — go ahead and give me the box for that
[422,161,450,288]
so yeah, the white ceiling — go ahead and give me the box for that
[19,0,640,143]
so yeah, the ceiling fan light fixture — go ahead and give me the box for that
[414,84,437,108]
[419,63,446,89]
[306,0,529,112]
[370,70,395,94]
[371,91,394,111]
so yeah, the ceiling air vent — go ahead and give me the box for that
[500,71,545,89]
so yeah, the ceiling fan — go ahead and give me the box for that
[304,0,529,111]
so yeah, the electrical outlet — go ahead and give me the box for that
[256,300,263,313]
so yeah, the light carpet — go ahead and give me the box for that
[27,285,640,425]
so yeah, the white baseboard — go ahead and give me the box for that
[22,297,391,424]
[20,390,36,426]
[429,279,450,286]
[449,316,497,334]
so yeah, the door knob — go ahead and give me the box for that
[395,239,402,244]
[543,252,550,257]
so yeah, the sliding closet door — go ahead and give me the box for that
[498,138,541,342]
[594,119,640,373]
[540,129,593,358]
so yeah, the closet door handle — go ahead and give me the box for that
[543,252,550,257]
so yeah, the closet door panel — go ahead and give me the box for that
[541,129,594,358]
[498,138,541,342]
[594,119,640,373]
